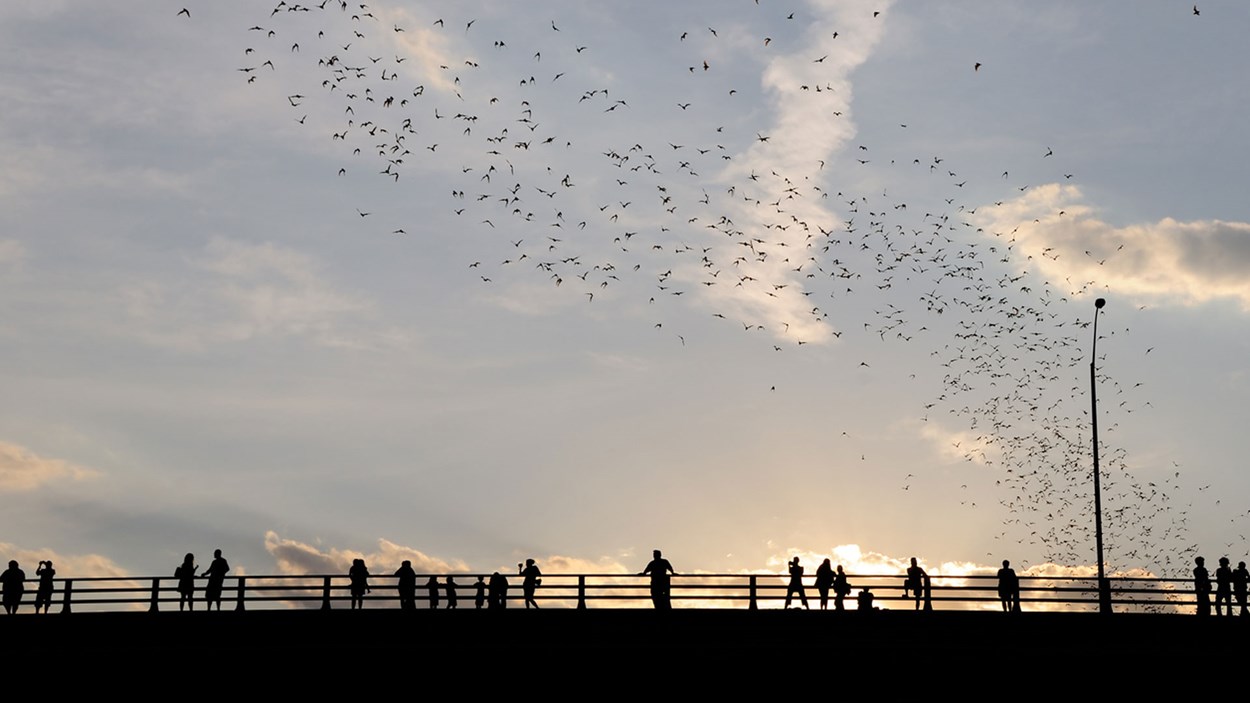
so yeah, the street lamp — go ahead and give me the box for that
[1090,297,1112,613]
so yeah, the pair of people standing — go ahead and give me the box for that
[812,559,851,611]
[175,549,230,611]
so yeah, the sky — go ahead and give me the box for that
[3,0,1250,600]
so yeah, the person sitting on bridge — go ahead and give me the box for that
[856,586,875,611]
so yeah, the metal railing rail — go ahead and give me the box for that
[9,573,1209,614]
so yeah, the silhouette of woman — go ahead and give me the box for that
[34,560,55,614]
[519,558,541,609]
[488,571,508,609]
[833,565,851,612]
[814,558,834,610]
[175,553,197,611]
[0,560,25,614]
[348,558,371,610]
[785,556,809,609]
[425,575,441,609]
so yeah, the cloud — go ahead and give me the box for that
[974,184,1250,310]
[0,440,98,492]
[263,531,468,576]
[693,0,895,343]
[0,543,128,579]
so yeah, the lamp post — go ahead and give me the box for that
[1090,297,1112,613]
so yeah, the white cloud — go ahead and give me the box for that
[263,531,467,575]
[974,184,1250,310]
[0,440,98,492]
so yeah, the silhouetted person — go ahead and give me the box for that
[833,565,851,612]
[446,576,458,609]
[474,575,487,609]
[1194,556,1212,616]
[34,560,55,614]
[395,560,417,610]
[814,558,834,610]
[857,586,874,611]
[519,558,541,609]
[488,571,508,609]
[904,557,929,611]
[997,559,1021,613]
[425,575,440,609]
[1,560,25,614]
[1215,557,1233,617]
[785,556,809,609]
[175,553,197,611]
[349,558,370,610]
[640,549,676,610]
[202,549,230,611]
[1234,561,1249,616]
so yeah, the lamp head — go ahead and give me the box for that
[1094,298,1106,309]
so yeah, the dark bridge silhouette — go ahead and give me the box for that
[4,570,1238,671]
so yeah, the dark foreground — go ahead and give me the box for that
[7,608,1241,674]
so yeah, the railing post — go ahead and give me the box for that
[60,579,73,615]
[577,575,587,610]
[321,575,332,610]
[149,577,160,613]
[235,576,246,612]
[749,575,758,611]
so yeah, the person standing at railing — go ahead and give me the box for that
[488,571,508,609]
[997,560,1020,613]
[815,558,834,610]
[1194,556,1212,616]
[785,557,809,610]
[0,560,25,614]
[640,549,676,610]
[904,557,929,611]
[425,575,441,609]
[1215,557,1233,617]
[395,560,417,610]
[202,549,230,612]
[446,576,458,609]
[1234,561,1249,617]
[474,575,487,609]
[348,559,371,610]
[519,559,542,609]
[34,560,56,614]
[833,565,851,612]
[176,553,197,611]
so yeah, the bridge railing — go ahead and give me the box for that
[19,572,1204,614]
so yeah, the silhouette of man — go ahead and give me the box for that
[1194,556,1211,616]
[474,575,487,609]
[997,559,1020,613]
[1215,557,1233,616]
[394,560,417,610]
[904,557,928,611]
[202,549,230,611]
[0,560,25,615]
[1234,561,1249,617]
[640,549,676,609]
[785,556,809,609]
[446,576,458,609]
